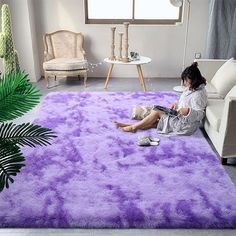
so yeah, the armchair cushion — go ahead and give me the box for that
[205,100,224,131]
[211,58,236,98]
[43,58,88,71]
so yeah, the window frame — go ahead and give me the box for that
[84,0,183,25]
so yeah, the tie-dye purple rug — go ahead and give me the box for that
[0,91,236,228]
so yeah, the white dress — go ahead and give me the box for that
[157,84,207,135]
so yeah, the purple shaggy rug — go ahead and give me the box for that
[0,91,236,228]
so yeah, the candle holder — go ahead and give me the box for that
[122,22,130,63]
[109,27,116,60]
[118,32,123,61]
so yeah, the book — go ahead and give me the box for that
[153,105,178,116]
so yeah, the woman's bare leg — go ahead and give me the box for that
[139,120,159,130]
[113,120,130,128]
[122,110,163,132]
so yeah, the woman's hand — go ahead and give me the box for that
[178,108,190,116]
[170,102,177,110]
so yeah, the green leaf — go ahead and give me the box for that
[0,141,25,192]
[0,71,42,122]
[0,122,57,147]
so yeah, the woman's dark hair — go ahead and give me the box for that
[181,62,206,90]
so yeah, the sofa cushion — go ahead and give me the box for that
[225,85,236,99]
[205,100,224,132]
[205,82,224,99]
[207,93,224,99]
[211,58,236,98]
[43,58,88,71]
[205,82,218,94]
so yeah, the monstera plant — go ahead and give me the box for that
[0,72,56,192]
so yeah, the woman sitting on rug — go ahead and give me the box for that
[113,62,207,135]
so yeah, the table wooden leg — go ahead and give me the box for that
[84,72,88,87]
[137,65,147,92]
[104,64,114,89]
[136,65,143,85]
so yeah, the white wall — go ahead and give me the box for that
[27,0,41,80]
[4,0,210,80]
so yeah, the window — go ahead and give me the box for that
[85,0,182,24]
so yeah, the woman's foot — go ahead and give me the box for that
[113,120,130,128]
[122,125,136,133]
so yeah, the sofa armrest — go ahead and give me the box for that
[194,59,227,83]
[219,96,236,157]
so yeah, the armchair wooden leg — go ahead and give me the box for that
[221,157,227,165]
[45,73,49,88]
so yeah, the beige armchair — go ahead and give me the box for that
[43,30,88,88]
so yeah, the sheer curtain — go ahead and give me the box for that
[206,0,236,59]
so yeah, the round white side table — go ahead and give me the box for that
[173,85,186,93]
[104,56,152,92]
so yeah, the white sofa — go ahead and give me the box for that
[195,59,236,164]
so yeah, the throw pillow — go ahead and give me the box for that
[131,105,153,120]
[211,58,236,98]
